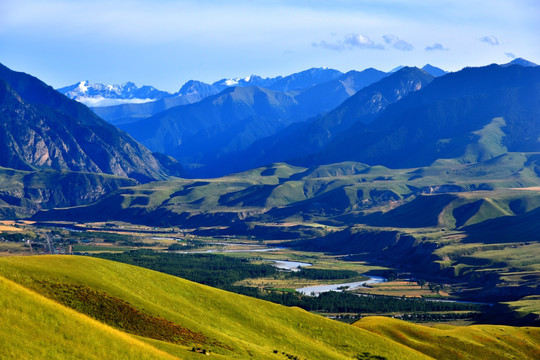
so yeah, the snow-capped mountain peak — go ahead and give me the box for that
[58,81,173,107]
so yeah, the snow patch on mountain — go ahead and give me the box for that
[75,97,161,107]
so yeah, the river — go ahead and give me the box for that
[296,276,387,296]
[269,260,313,271]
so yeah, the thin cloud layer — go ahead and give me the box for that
[480,35,499,45]
[383,34,413,51]
[313,34,384,51]
[425,43,449,51]
[505,52,516,59]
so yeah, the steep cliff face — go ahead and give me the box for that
[0,64,183,182]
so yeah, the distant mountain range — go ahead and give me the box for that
[58,60,535,115]
[0,63,183,182]
[93,61,538,178]
[59,65,443,125]
[119,68,389,176]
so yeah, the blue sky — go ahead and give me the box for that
[1,0,538,91]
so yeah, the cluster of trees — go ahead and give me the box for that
[68,230,136,243]
[0,232,35,242]
[227,287,483,313]
[167,241,207,251]
[392,312,480,322]
[356,352,387,360]
[290,268,358,280]
[94,250,278,287]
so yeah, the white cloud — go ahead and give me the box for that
[383,34,413,51]
[505,52,516,59]
[313,33,384,51]
[344,34,384,49]
[479,35,499,45]
[425,43,448,51]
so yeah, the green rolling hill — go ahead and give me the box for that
[33,153,540,228]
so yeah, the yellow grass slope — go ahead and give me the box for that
[353,316,540,360]
[0,276,176,360]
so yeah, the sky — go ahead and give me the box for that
[1,0,538,92]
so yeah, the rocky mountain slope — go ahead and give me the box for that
[0,63,183,182]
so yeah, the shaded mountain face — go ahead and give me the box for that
[0,167,137,219]
[422,64,447,77]
[502,58,538,67]
[120,86,306,175]
[293,68,388,115]
[0,63,183,182]
[225,67,433,173]
[310,64,540,168]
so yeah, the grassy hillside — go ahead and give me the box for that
[1,255,538,359]
[0,255,538,359]
[354,316,540,360]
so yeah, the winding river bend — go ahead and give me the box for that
[270,260,312,271]
[267,260,387,296]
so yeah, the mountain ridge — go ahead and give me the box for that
[305,64,540,168]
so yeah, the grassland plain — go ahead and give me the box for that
[0,255,538,359]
